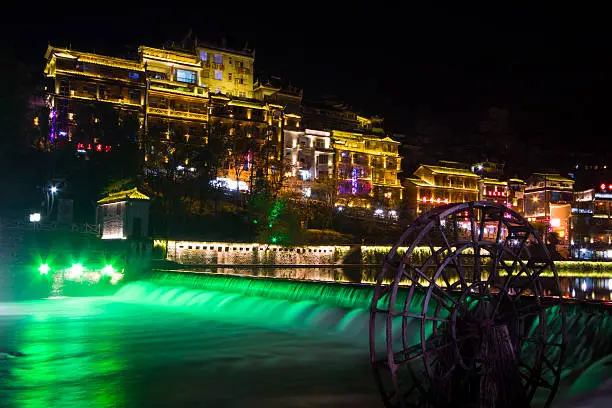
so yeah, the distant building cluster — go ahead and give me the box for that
[38,37,611,259]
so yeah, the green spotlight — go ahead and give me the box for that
[38,263,50,275]
[70,263,84,277]
[101,264,115,276]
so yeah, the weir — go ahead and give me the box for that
[116,271,612,375]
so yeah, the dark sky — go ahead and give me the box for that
[2,4,610,156]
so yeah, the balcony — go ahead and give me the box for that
[149,79,208,98]
[68,90,142,107]
[147,107,208,122]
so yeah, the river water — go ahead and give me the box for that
[1,267,611,407]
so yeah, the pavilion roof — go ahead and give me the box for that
[97,188,150,204]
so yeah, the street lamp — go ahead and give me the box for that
[47,185,59,219]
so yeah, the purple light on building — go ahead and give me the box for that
[351,168,359,195]
[49,108,57,142]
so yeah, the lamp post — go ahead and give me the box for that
[47,185,58,220]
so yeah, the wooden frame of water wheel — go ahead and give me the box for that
[370,201,567,408]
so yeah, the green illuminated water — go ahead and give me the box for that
[2,270,612,406]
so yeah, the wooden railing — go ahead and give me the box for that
[147,107,208,121]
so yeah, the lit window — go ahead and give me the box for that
[128,72,140,80]
[215,88,221,94]
[214,70,223,80]
[214,54,223,64]
[199,51,207,61]
[175,69,197,84]
[228,73,232,81]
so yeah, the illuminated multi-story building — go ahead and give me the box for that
[332,131,402,210]
[479,178,509,206]
[571,182,612,259]
[43,40,286,192]
[404,164,480,216]
[283,128,334,199]
[524,173,574,221]
[524,173,574,251]
[43,46,146,149]
[298,100,403,214]
[507,178,526,215]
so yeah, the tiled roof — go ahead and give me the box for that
[482,178,508,186]
[97,188,150,204]
[419,165,480,178]
[531,173,575,183]
[405,178,433,187]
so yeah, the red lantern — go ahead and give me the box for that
[96,144,102,152]
[601,183,607,190]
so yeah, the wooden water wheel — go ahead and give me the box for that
[370,202,566,408]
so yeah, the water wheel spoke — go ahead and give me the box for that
[392,311,449,323]
[540,354,561,377]
[519,336,563,349]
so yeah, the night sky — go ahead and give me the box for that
[2,4,610,157]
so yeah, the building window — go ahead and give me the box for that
[214,54,223,64]
[128,72,140,80]
[215,87,221,94]
[228,73,232,81]
[214,70,223,80]
[228,57,232,64]
[148,71,167,80]
[199,51,207,61]
[239,92,246,98]
[128,90,141,101]
[175,69,197,84]
[239,78,244,84]
[238,61,244,68]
